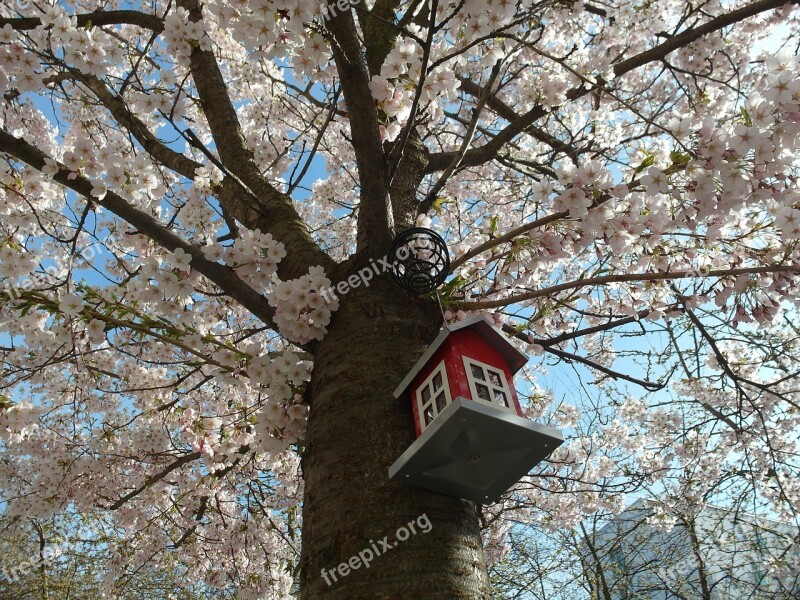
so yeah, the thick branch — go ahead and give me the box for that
[0,10,164,32]
[179,0,334,277]
[325,3,393,255]
[458,266,799,310]
[613,0,797,77]
[75,72,201,179]
[357,0,403,76]
[66,72,334,288]
[0,129,280,329]
[426,101,547,173]
[456,76,585,162]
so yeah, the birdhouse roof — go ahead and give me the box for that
[392,315,529,399]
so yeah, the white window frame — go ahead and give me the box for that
[462,356,515,413]
[415,361,452,431]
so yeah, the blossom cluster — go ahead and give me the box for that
[203,228,287,293]
[268,266,338,344]
[0,401,41,445]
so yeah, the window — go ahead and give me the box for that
[462,356,514,412]
[416,362,452,431]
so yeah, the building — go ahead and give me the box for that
[581,499,800,599]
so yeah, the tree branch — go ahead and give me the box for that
[73,72,201,179]
[449,207,574,273]
[0,10,163,32]
[324,2,394,255]
[105,451,201,510]
[425,0,795,174]
[0,128,280,329]
[179,0,334,277]
[501,323,664,391]
[356,0,404,76]
[532,308,667,347]
[458,266,799,310]
[456,75,587,162]
[419,60,501,215]
[613,0,797,77]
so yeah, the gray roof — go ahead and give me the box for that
[392,315,529,398]
[388,397,564,504]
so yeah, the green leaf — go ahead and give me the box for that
[432,197,448,214]
[670,150,691,166]
[739,106,753,127]
[634,153,655,174]
[437,275,466,300]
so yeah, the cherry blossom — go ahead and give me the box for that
[0,0,798,597]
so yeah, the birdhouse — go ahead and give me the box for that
[389,315,563,504]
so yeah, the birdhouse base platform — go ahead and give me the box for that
[389,397,564,504]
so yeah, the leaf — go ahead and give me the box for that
[0,395,13,411]
[634,153,655,174]
[511,236,534,249]
[670,150,691,166]
[739,106,753,127]
[437,275,466,300]
[432,197,448,214]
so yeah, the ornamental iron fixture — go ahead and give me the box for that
[388,227,450,295]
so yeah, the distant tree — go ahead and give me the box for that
[487,500,800,600]
[0,513,237,599]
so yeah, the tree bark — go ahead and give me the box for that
[300,276,492,599]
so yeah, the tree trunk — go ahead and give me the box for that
[300,276,492,599]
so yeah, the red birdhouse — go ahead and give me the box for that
[389,315,563,504]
